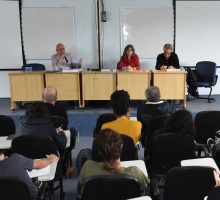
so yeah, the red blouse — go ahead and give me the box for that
[118,54,140,70]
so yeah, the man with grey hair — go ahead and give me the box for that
[155,43,180,70]
[137,86,169,121]
[43,86,68,124]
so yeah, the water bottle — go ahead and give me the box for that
[180,66,184,71]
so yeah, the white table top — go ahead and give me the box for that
[127,196,152,200]
[38,160,58,182]
[64,130,70,148]
[0,136,12,149]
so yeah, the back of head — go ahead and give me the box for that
[145,86,161,102]
[111,90,130,117]
[43,86,57,103]
[164,110,195,136]
[25,102,49,117]
[94,129,123,171]
[163,43,173,51]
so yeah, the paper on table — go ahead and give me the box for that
[62,69,83,72]
[27,165,50,178]
[166,69,181,72]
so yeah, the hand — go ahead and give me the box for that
[56,127,63,133]
[214,170,220,187]
[160,65,167,70]
[127,66,132,70]
[168,66,175,69]
[78,58,83,66]
[59,53,66,60]
[47,154,59,162]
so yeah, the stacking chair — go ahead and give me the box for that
[187,61,218,103]
[0,177,32,200]
[77,174,142,200]
[11,135,65,200]
[0,115,16,136]
[150,166,215,200]
[93,113,117,138]
[21,63,46,71]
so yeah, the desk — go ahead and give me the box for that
[44,72,81,106]
[64,130,71,148]
[81,71,116,107]
[117,70,151,100]
[0,136,12,149]
[38,160,58,182]
[152,70,187,107]
[8,72,45,110]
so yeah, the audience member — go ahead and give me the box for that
[155,43,180,70]
[137,86,170,121]
[77,129,150,196]
[51,43,82,71]
[101,90,142,144]
[118,44,140,70]
[15,102,67,151]
[0,153,59,200]
[43,86,68,124]
[207,170,220,200]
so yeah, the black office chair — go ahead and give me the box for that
[77,175,142,200]
[92,133,138,162]
[207,186,220,200]
[150,166,215,200]
[187,61,218,103]
[21,63,46,71]
[140,115,169,147]
[0,115,16,136]
[0,177,32,200]
[11,135,64,200]
[93,113,117,138]
[145,133,195,180]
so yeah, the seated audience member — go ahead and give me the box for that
[146,109,195,156]
[155,43,180,70]
[137,86,170,121]
[15,102,67,152]
[101,90,142,144]
[51,43,82,71]
[77,129,150,195]
[207,170,220,200]
[0,153,59,200]
[43,86,68,124]
[118,44,140,70]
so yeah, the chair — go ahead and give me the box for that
[11,135,64,200]
[187,61,218,103]
[207,186,220,200]
[150,166,215,200]
[0,177,32,200]
[93,113,117,138]
[92,134,138,162]
[21,63,46,71]
[140,115,169,147]
[77,174,142,200]
[145,133,195,179]
[0,115,16,136]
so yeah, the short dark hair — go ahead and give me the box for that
[164,110,195,136]
[111,90,130,117]
[26,102,49,117]
[145,86,161,102]
[123,44,135,57]
[94,129,123,171]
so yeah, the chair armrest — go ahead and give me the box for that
[150,178,159,200]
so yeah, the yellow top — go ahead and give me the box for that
[101,116,141,144]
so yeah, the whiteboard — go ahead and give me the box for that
[176,1,220,66]
[0,1,23,69]
[22,8,75,59]
[120,8,174,59]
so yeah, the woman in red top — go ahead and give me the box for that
[118,44,140,70]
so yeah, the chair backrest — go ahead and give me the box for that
[0,115,16,136]
[149,133,195,177]
[164,166,215,200]
[50,116,68,130]
[194,111,220,144]
[0,177,32,200]
[117,61,120,69]
[92,134,137,162]
[207,186,220,200]
[21,63,46,71]
[80,175,141,200]
[196,61,216,83]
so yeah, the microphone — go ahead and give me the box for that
[64,56,68,63]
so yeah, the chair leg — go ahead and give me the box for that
[208,87,216,103]
[59,178,65,200]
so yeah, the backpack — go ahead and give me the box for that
[75,148,92,174]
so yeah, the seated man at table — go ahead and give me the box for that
[51,43,82,71]
[0,153,59,200]
[43,86,68,124]
[101,90,141,144]
[137,86,170,121]
[155,43,180,70]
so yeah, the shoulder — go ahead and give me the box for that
[51,53,58,59]
[133,54,139,59]
[171,52,178,57]
[157,53,164,57]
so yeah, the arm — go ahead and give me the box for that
[134,54,140,70]
[214,170,220,187]
[173,53,180,69]
[118,56,125,70]
[33,154,59,169]
[155,54,164,70]
[51,54,66,71]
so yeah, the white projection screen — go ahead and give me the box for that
[176,1,220,66]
